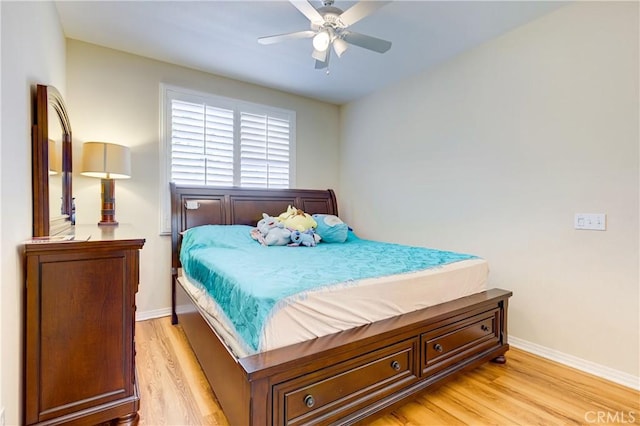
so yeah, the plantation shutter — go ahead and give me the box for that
[161,85,295,233]
[240,112,290,188]
[170,99,234,186]
[168,95,292,188]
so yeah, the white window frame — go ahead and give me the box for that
[159,84,297,234]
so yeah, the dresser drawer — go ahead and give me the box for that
[421,309,501,375]
[273,339,418,425]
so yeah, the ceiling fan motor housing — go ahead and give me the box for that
[311,6,346,32]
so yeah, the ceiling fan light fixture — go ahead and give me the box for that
[333,37,348,57]
[312,30,331,52]
[311,48,327,61]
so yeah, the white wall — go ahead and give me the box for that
[66,40,340,319]
[0,2,67,424]
[340,2,639,380]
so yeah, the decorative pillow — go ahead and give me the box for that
[312,214,348,243]
[181,224,255,251]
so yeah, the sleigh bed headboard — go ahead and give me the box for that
[170,183,338,271]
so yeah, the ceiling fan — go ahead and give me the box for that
[258,0,392,70]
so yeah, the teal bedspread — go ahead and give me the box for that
[180,225,478,351]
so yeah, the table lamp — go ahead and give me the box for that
[81,141,131,226]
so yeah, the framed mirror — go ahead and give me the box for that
[32,84,73,237]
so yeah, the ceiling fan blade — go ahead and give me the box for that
[339,1,391,27]
[343,31,392,53]
[258,30,315,45]
[289,0,324,24]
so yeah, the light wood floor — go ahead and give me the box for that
[136,317,639,425]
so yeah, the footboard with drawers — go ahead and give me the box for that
[176,279,510,425]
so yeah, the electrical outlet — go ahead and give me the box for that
[575,213,606,231]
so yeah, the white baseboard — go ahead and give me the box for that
[135,307,172,322]
[509,336,640,391]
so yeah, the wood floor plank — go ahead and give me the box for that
[136,317,640,425]
[449,374,565,425]
[506,349,639,409]
[414,384,516,425]
[137,318,227,425]
[488,353,638,422]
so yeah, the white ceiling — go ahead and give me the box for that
[55,0,567,105]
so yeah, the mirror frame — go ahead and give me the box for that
[32,84,73,237]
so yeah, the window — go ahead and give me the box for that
[159,85,296,233]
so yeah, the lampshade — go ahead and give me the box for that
[81,142,131,179]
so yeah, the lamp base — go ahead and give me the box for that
[99,178,119,226]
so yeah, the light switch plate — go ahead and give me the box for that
[1,406,5,426]
[575,213,606,231]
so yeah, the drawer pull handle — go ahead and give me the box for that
[434,343,444,353]
[391,360,401,371]
[304,394,315,408]
[481,324,490,332]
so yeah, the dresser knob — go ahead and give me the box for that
[304,394,315,408]
[391,360,401,371]
[434,343,444,352]
[481,324,489,332]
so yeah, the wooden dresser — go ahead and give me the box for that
[24,226,145,426]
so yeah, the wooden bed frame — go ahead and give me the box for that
[170,183,512,425]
